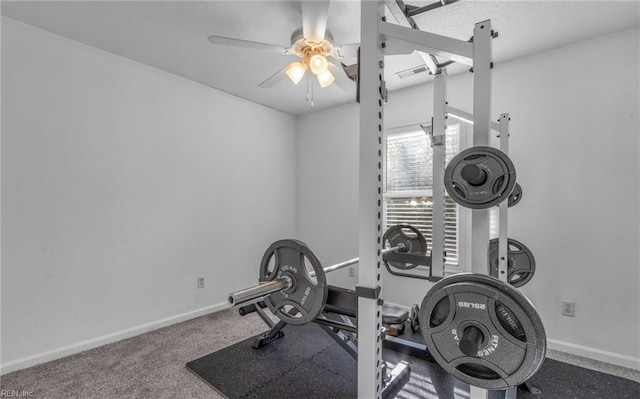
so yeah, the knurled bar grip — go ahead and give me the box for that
[228,244,404,306]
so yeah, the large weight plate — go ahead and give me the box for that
[382,225,428,270]
[259,239,328,325]
[445,146,517,209]
[488,238,536,287]
[420,273,546,390]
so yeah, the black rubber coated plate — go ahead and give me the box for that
[488,238,536,288]
[445,146,517,209]
[507,183,523,207]
[383,224,428,271]
[259,240,328,325]
[419,273,546,390]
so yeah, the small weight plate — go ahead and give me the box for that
[382,225,428,270]
[420,273,546,390]
[507,183,523,207]
[259,239,328,326]
[488,238,536,288]
[445,146,517,209]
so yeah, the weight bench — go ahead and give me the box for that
[322,286,410,324]
[239,285,411,399]
[381,304,410,336]
[243,286,410,348]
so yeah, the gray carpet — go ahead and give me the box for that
[2,307,639,398]
[0,308,267,399]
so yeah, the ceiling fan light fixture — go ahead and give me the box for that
[309,54,328,75]
[285,62,307,85]
[317,70,335,88]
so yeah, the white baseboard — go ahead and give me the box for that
[1,302,229,375]
[4,302,638,375]
[547,338,640,371]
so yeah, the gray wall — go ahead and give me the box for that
[297,28,640,369]
[1,18,298,372]
[1,17,638,375]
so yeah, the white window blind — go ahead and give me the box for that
[384,126,460,265]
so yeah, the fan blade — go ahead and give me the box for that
[331,43,359,59]
[328,62,353,91]
[301,0,330,43]
[207,35,290,53]
[339,62,358,83]
[259,65,291,88]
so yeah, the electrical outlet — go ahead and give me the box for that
[197,277,205,289]
[348,267,355,277]
[562,300,575,317]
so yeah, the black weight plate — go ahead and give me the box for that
[488,238,536,288]
[382,225,428,270]
[445,146,517,209]
[507,183,523,207]
[419,273,546,390]
[259,239,328,326]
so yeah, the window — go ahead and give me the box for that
[383,125,461,266]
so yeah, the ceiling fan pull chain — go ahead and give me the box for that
[310,79,315,108]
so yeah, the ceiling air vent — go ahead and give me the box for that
[396,65,429,79]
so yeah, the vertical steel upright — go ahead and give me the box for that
[358,1,385,398]
[498,113,519,399]
[469,19,494,399]
[498,114,510,281]
[470,20,493,272]
[471,20,493,145]
[431,71,447,279]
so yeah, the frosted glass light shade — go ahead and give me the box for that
[309,54,328,75]
[317,70,335,88]
[285,62,307,85]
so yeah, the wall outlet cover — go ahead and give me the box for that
[562,300,575,317]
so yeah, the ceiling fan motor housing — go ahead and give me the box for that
[290,27,335,59]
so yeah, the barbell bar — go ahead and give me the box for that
[228,244,405,307]
[311,245,404,277]
[228,279,292,307]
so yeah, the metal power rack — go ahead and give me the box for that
[357,1,515,398]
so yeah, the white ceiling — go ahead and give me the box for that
[2,1,639,116]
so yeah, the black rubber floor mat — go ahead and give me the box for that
[186,323,356,399]
[187,322,640,399]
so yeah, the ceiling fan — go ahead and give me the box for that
[207,1,357,101]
